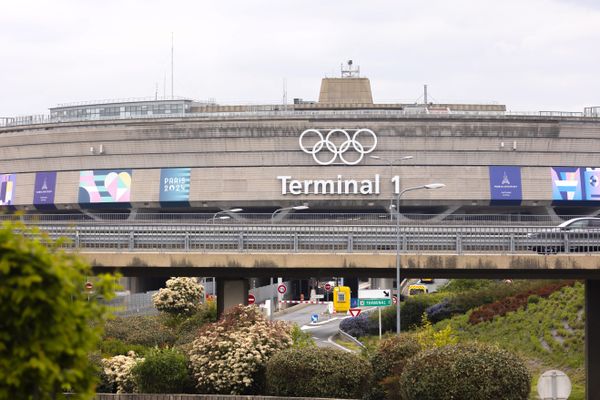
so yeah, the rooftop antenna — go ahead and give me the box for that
[341,60,360,78]
[424,84,428,104]
[282,78,287,108]
[171,32,174,99]
[155,83,158,100]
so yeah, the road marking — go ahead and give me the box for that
[327,334,353,352]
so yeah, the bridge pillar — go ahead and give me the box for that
[586,280,600,400]
[216,278,249,318]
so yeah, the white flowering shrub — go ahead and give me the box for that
[189,305,293,394]
[153,277,204,315]
[101,351,144,393]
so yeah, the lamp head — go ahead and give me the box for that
[292,205,309,210]
[424,183,445,190]
[228,208,243,213]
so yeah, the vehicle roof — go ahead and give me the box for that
[558,217,600,227]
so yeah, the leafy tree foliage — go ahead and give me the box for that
[0,221,116,399]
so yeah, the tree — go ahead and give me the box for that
[152,277,204,316]
[0,221,116,399]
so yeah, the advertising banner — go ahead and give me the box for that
[489,166,522,201]
[0,174,16,205]
[78,169,132,203]
[583,168,600,201]
[551,167,583,201]
[33,171,57,205]
[159,168,190,202]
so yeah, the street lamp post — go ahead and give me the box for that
[271,205,309,223]
[395,183,445,335]
[370,155,413,218]
[210,208,243,223]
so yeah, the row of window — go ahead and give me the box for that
[51,103,188,118]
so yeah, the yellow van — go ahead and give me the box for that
[408,284,429,296]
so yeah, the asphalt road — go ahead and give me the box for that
[274,304,351,350]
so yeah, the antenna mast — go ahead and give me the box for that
[282,78,287,107]
[341,60,360,78]
[171,32,174,99]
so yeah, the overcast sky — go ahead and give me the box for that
[1,0,599,116]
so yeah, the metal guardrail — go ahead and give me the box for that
[30,223,600,255]
[0,212,574,226]
[2,107,599,128]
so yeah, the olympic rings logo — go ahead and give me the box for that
[298,129,377,165]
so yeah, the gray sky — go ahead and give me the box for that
[1,0,599,116]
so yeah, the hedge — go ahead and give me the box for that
[399,343,531,400]
[131,348,194,393]
[266,347,372,399]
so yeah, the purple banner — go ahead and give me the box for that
[33,172,57,205]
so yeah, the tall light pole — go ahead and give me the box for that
[396,183,445,335]
[210,208,243,223]
[271,205,309,223]
[370,155,413,218]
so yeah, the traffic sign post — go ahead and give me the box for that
[248,294,256,305]
[359,298,392,307]
[277,284,287,295]
[349,308,361,318]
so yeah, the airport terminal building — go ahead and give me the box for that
[1,70,600,221]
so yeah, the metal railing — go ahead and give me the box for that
[0,212,573,226]
[30,223,600,255]
[2,107,599,128]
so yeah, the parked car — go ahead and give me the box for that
[527,217,600,254]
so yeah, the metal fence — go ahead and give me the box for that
[0,212,574,226]
[2,107,599,128]
[30,223,600,255]
[106,291,158,317]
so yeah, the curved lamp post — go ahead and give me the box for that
[271,205,309,223]
[396,183,445,335]
[370,155,414,218]
[211,208,243,224]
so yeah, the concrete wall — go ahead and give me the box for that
[1,115,599,208]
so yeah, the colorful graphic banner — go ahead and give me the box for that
[551,167,584,201]
[159,168,190,202]
[78,169,132,203]
[489,166,522,201]
[0,174,16,205]
[33,171,57,205]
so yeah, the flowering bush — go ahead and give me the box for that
[188,305,293,394]
[101,351,144,393]
[152,277,204,316]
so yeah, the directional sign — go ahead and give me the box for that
[277,284,287,294]
[248,294,256,305]
[359,298,392,307]
[349,308,362,317]
[358,289,391,299]
[311,314,319,323]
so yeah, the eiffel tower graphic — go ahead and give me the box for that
[501,172,510,185]
[41,178,48,191]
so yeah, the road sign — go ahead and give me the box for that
[311,314,319,323]
[537,370,571,400]
[358,289,391,299]
[248,294,256,305]
[392,294,398,305]
[359,298,392,307]
[314,294,324,299]
[324,283,332,292]
[277,284,287,294]
[84,282,93,292]
[349,308,361,317]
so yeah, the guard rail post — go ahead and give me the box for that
[238,233,244,251]
[456,233,463,254]
[510,233,516,253]
[128,231,134,251]
[293,233,299,252]
[347,233,353,253]
[75,230,80,248]
[184,232,190,251]
[564,233,570,254]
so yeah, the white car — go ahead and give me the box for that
[527,217,600,254]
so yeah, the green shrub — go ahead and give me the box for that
[369,335,420,400]
[173,301,217,345]
[132,348,194,393]
[266,347,372,399]
[399,343,531,400]
[377,294,442,332]
[98,338,150,358]
[290,324,316,348]
[103,315,176,346]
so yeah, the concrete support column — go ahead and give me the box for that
[216,278,249,318]
[586,280,600,400]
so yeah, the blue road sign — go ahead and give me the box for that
[311,314,319,323]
